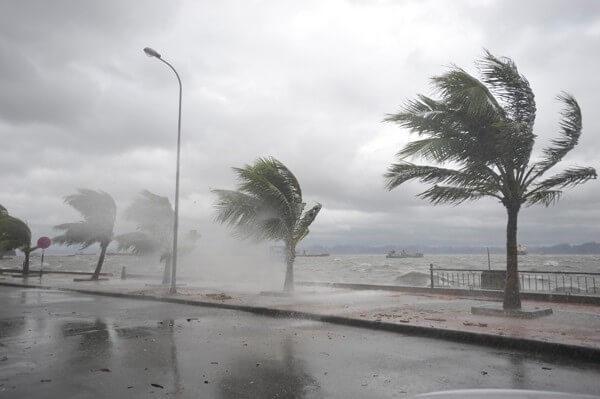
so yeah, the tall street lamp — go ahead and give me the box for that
[143,47,182,294]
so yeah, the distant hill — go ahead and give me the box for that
[299,242,600,255]
[535,242,600,255]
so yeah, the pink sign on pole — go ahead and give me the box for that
[37,237,51,249]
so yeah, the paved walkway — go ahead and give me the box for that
[1,274,599,355]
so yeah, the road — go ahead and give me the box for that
[0,286,598,398]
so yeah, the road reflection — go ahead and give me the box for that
[218,336,322,399]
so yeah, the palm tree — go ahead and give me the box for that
[0,207,37,274]
[213,157,322,292]
[384,51,596,310]
[116,190,175,284]
[54,189,117,280]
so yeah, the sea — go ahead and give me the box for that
[2,253,599,288]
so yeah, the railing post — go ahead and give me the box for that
[430,263,434,289]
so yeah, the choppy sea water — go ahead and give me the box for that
[1,253,599,287]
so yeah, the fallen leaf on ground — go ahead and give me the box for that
[205,293,233,301]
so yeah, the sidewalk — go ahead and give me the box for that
[1,273,599,359]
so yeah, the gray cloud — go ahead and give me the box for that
[0,0,598,250]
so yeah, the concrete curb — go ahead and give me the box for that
[298,281,600,305]
[1,280,598,362]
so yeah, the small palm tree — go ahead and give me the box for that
[0,207,37,274]
[116,190,175,284]
[54,189,117,280]
[384,51,596,310]
[213,157,322,292]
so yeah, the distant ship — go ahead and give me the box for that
[517,244,528,255]
[297,250,330,257]
[386,250,424,259]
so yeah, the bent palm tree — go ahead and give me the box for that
[116,190,175,284]
[0,208,37,274]
[54,189,116,280]
[384,51,596,310]
[213,157,322,292]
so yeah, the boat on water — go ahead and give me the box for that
[517,244,527,255]
[386,250,424,259]
[297,250,330,257]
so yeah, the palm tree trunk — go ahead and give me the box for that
[22,249,30,275]
[503,204,521,310]
[92,242,108,280]
[283,243,296,292]
[162,254,172,285]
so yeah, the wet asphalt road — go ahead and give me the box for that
[0,287,599,398]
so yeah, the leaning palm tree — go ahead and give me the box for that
[116,190,175,284]
[0,209,37,274]
[384,51,596,310]
[213,157,322,292]
[54,189,117,280]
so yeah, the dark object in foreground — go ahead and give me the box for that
[480,270,506,290]
[73,277,110,282]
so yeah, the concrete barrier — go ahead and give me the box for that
[297,281,600,305]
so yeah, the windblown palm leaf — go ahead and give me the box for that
[115,190,174,256]
[54,189,117,280]
[385,51,596,309]
[0,214,31,252]
[0,209,37,273]
[115,231,157,255]
[54,189,116,248]
[213,157,321,291]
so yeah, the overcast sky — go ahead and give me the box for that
[1,0,599,249]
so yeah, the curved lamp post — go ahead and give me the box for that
[143,47,182,295]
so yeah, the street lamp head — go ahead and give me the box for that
[143,47,161,59]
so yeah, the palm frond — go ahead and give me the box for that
[534,93,582,174]
[114,231,158,255]
[0,215,31,251]
[397,137,456,162]
[384,162,461,190]
[525,190,562,207]
[213,189,261,227]
[53,222,100,248]
[213,158,320,245]
[293,203,322,244]
[478,50,535,129]
[418,185,486,205]
[55,189,116,247]
[431,67,503,120]
[64,189,116,225]
[234,162,296,224]
[530,167,597,191]
[124,190,173,245]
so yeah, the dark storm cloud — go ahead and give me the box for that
[0,0,598,249]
